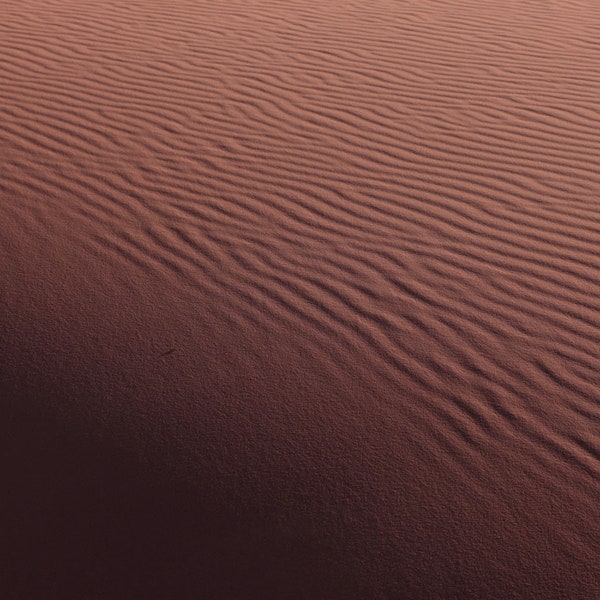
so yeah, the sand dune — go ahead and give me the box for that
[2,0,600,597]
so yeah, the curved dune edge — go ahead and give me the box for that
[1,0,600,598]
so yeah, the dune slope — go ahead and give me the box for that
[1,0,600,598]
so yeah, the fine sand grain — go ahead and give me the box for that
[2,0,600,598]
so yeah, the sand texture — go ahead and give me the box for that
[2,0,600,598]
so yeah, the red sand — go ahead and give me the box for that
[2,0,600,598]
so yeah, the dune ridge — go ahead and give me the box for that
[2,0,600,598]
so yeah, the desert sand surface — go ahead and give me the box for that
[1,0,600,598]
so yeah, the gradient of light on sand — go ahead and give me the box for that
[1,0,599,598]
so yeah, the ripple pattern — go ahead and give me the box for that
[2,0,600,597]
